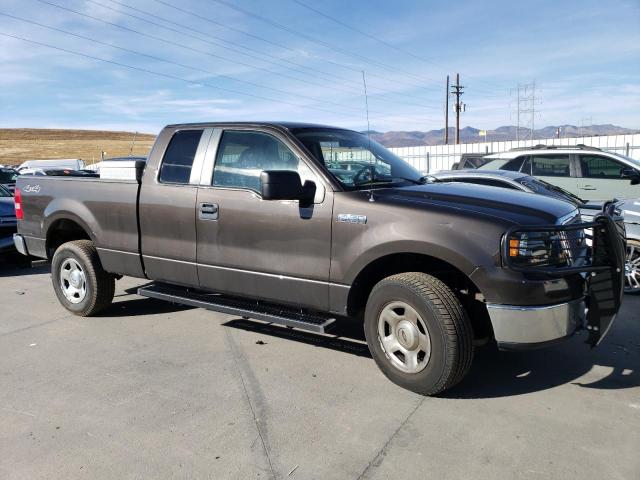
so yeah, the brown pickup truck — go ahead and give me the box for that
[13,122,626,395]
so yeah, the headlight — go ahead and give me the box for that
[506,229,585,268]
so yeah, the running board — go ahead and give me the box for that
[137,283,336,333]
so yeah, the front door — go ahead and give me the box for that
[195,129,333,310]
[576,154,639,201]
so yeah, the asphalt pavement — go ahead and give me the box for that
[1,263,638,479]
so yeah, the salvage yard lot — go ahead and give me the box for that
[1,264,639,479]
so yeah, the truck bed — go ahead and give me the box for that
[16,175,144,277]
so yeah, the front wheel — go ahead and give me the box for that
[51,240,115,316]
[364,272,474,395]
[624,239,640,294]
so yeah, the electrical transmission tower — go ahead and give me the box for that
[511,81,537,141]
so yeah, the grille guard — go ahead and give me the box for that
[501,203,626,347]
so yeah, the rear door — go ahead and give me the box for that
[576,153,639,201]
[522,153,578,194]
[139,128,213,286]
[195,128,333,310]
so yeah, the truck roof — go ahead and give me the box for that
[165,121,349,131]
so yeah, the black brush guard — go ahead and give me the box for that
[502,203,626,346]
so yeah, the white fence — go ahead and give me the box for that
[389,134,640,173]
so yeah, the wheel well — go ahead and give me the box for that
[46,219,91,259]
[346,253,493,339]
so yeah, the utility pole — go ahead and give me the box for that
[451,73,464,145]
[444,75,449,145]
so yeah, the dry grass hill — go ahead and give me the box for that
[0,128,156,166]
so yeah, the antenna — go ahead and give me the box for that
[361,71,371,141]
[129,131,138,157]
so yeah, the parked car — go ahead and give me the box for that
[0,167,18,193]
[429,169,640,293]
[13,122,626,395]
[17,158,85,172]
[451,152,493,170]
[84,156,147,174]
[478,144,640,201]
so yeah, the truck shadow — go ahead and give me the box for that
[223,317,372,358]
[100,295,195,317]
[444,333,640,398]
[223,316,639,398]
[0,261,50,277]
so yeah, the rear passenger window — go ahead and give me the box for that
[531,155,570,177]
[580,155,625,179]
[159,130,203,184]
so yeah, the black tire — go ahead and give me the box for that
[51,240,115,316]
[364,272,474,395]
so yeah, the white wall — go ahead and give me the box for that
[389,134,640,173]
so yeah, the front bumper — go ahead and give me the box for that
[488,299,585,350]
[493,203,625,349]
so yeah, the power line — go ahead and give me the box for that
[95,0,362,91]
[288,0,511,95]
[0,31,351,117]
[147,0,434,94]
[205,0,455,91]
[96,0,441,110]
[40,0,441,111]
[0,11,375,116]
[0,30,434,129]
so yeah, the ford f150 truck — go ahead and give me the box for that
[13,122,626,395]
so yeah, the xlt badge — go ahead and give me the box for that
[337,214,367,225]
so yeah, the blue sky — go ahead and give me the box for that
[1,0,639,134]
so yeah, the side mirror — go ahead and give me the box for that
[260,170,316,203]
[621,167,640,185]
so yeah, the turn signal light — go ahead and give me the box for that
[509,238,519,257]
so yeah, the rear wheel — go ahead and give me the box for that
[51,240,115,316]
[624,240,640,294]
[364,272,474,395]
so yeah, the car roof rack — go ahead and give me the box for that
[509,144,602,152]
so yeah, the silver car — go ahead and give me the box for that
[479,144,640,201]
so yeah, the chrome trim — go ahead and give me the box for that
[189,128,214,185]
[13,233,28,256]
[198,128,222,186]
[487,298,585,345]
[556,209,580,225]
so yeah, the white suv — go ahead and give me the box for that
[479,145,640,201]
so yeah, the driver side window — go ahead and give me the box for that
[213,130,300,192]
[580,155,625,179]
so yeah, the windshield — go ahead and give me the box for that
[0,185,11,197]
[519,177,584,205]
[0,168,18,183]
[292,128,422,189]
[610,152,640,168]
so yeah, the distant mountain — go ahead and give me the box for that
[370,124,639,147]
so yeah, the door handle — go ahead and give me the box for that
[580,185,597,190]
[199,202,219,220]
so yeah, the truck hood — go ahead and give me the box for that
[373,182,578,225]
